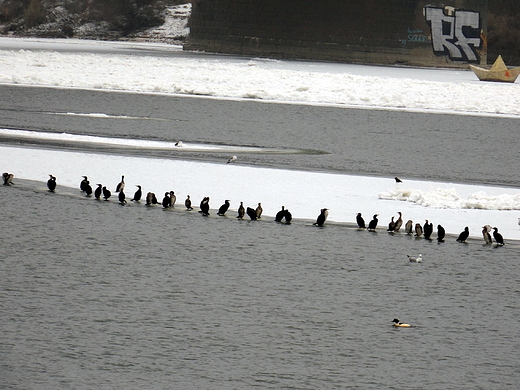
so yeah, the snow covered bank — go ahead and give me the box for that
[0,37,519,117]
[2,145,519,241]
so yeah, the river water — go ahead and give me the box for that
[1,85,519,389]
[1,85,520,187]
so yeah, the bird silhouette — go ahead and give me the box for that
[47,174,56,192]
[456,227,470,243]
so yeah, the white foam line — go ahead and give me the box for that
[56,112,145,120]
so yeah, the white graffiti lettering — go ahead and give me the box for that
[424,7,481,62]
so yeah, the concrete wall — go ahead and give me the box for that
[185,0,487,67]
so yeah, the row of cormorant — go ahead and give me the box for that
[355,211,505,245]
[2,171,506,243]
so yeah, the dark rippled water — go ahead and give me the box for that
[1,180,519,389]
[1,85,520,389]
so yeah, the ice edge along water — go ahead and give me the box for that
[2,144,519,242]
[0,38,519,241]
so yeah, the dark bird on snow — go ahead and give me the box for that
[368,214,378,231]
[185,195,193,210]
[437,225,445,242]
[47,174,57,192]
[3,172,14,185]
[423,220,433,240]
[200,197,210,216]
[84,182,93,196]
[395,177,403,183]
[218,200,230,216]
[387,216,395,232]
[356,213,366,229]
[80,176,90,192]
[456,227,469,243]
[256,203,263,219]
[162,192,171,208]
[115,175,125,192]
[284,209,292,224]
[492,227,504,245]
[118,190,127,204]
[275,206,285,222]
[405,220,413,235]
[102,186,111,201]
[94,184,102,200]
[132,185,142,202]
[146,192,157,206]
[237,201,245,219]
[246,207,257,220]
[414,223,423,237]
[314,208,329,227]
[394,212,403,232]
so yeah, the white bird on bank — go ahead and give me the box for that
[407,254,422,262]
[227,155,237,164]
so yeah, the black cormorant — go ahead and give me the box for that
[437,225,445,242]
[314,208,328,227]
[246,207,257,220]
[237,202,245,219]
[119,190,127,204]
[368,214,378,231]
[356,213,366,229]
[47,174,56,192]
[102,186,111,200]
[132,185,142,202]
[94,184,102,200]
[218,200,230,216]
[185,195,193,210]
[456,227,469,243]
[492,227,504,245]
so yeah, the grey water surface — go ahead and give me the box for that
[1,85,519,389]
[1,181,519,389]
[1,85,519,187]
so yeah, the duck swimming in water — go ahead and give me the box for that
[392,318,412,327]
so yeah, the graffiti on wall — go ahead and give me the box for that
[424,6,481,63]
[400,27,428,48]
